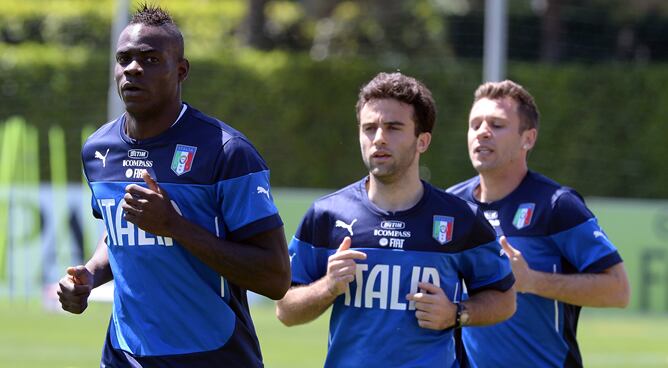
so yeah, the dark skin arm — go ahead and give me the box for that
[122,171,291,300]
[57,233,113,314]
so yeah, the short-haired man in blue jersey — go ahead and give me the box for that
[276,72,516,367]
[56,5,290,367]
[448,80,630,367]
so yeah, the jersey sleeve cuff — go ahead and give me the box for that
[582,251,623,273]
[468,272,515,295]
[227,214,284,241]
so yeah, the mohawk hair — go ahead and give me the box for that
[130,3,175,26]
[128,3,184,58]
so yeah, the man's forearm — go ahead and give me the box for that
[85,233,113,288]
[276,279,339,326]
[168,217,291,299]
[526,263,629,307]
[463,288,516,326]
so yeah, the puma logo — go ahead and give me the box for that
[95,149,110,167]
[335,219,357,236]
[257,186,270,199]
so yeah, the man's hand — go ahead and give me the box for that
[324,237,367,298]
[406,282,456,330]
[57,266,94,314]
[122,171,180,237]
[500,236,535,293]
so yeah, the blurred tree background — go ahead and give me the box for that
[1,0,668,197]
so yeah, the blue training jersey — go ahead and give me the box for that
[82,104,282,367]
[289,178,514,368]
[447,171,623,368]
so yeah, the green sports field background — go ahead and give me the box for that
[1,189,667,367]
[1,302,667,368]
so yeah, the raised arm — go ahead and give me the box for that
[276,237,366,326]
[501,236,630,307]
[123,172,291,300]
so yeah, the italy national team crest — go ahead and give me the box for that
[432,215,454,245]
[171,144,197,176]
[512,203,535,229]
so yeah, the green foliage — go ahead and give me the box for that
[0,0,246,56]
[1,41,668,198]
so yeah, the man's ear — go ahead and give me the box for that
[417,132,432,153]
[521,128,537,151]
[178,58,190,82]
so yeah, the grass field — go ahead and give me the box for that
[1,190,666,367]
[1,300,667,368]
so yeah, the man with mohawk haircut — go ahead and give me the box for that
[57,5,290,367]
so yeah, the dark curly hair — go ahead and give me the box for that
[356,72,436,136]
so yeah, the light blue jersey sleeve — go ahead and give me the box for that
[217,137,282,240]
[288,205,331,285]
[549,191,622,272]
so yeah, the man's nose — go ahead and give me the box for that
[124,59,143,75]
[372,127,386,145]
[476,121,491,138]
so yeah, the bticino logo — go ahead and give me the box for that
[380,221,405,230]
[128,149,149,159]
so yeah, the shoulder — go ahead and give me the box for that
[527,171,586,210]
[82,118,122,163]
[445,176,479,200]
[185,105,252,148]
[310,181,362,216]
[432,183,481,216]
[83,119,118,149]
[183,105,268,178]
[527,172,594,232]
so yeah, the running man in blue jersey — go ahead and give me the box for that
[56,5,290,367]
[448,80,630,367]
[276,72,516,367]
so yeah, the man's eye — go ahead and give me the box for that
[146,57,159,63]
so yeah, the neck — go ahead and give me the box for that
[125,101,182,140]
[366,169,424,212]
[476,165,528,203]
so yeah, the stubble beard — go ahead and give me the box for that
[366,147,418,185]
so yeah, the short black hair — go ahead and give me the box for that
[356,72,436,135]
[129,3,184,58]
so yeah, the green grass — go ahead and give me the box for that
[1,191,666,367]
[1,300,667,368]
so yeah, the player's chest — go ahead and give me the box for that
[480,200,550,237]
[327,213,471,253]
[86,142,208,182]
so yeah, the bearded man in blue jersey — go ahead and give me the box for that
[276,72,516,367]
[56,4,290,367]
[448,80,630,367]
